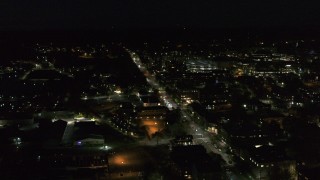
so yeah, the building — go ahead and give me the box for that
[137,106,168,118]
[74,134,105,147]
[245,145,298,180]
[40,148,109,169]
[0,112,34,128]
[170,145,222,180]
[140,95,161,107]
[171,135,194,147]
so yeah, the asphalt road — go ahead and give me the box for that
[126,48,255,180]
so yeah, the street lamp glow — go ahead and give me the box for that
[114,90,122,94]
[102,145,111,150]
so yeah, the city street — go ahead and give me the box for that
[127,49,178,110]
[126,49,262,180]
[127,49,234,164]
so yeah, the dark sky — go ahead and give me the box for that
[1,0,320,30]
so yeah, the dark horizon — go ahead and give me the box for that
[1,27,320,43]
[1,1,320,30]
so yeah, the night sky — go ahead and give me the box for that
[1,0,320,30]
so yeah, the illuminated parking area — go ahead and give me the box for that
[108,147,153,179]
[110,149,150,166]
[138,119,165,138]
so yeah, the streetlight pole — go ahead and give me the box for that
[259,168,261,180]
[155,122,159,145]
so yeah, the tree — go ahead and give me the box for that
[269,164,298,180]
[166,109,181,125]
